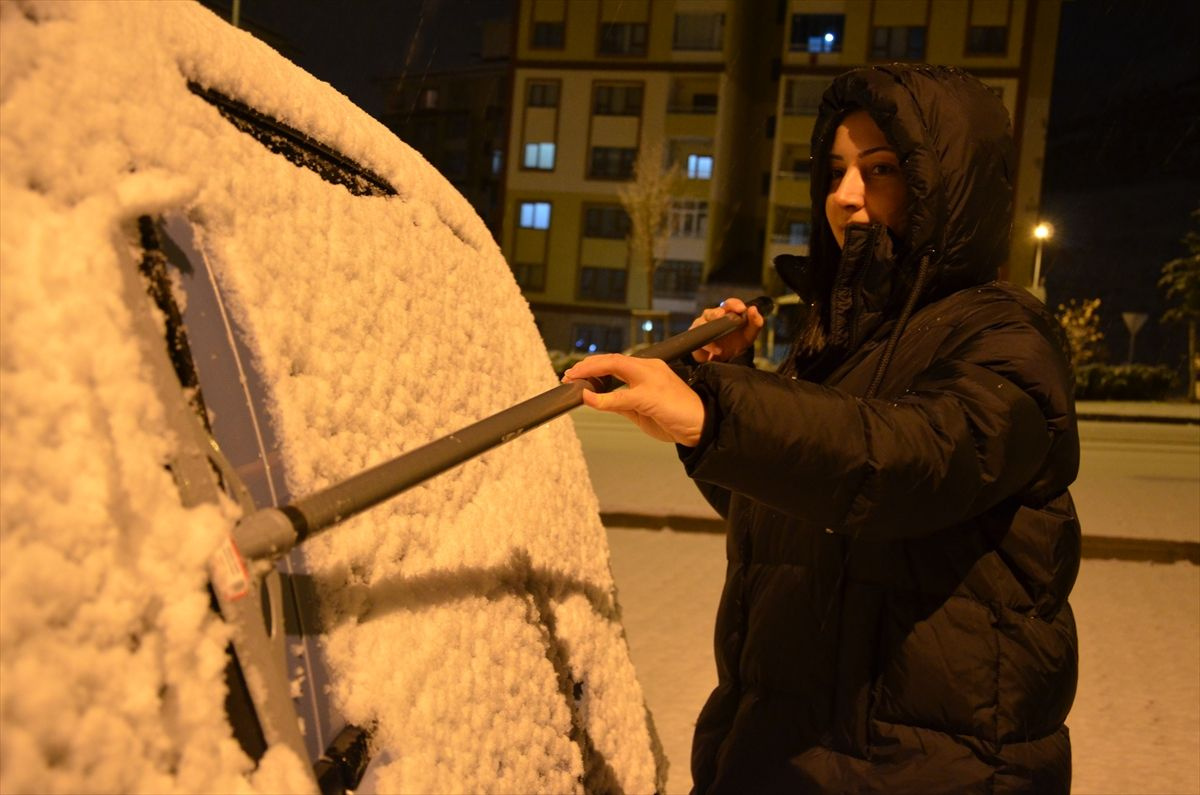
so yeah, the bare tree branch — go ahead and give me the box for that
[618,140,682,311]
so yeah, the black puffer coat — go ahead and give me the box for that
[681,66,1080,794]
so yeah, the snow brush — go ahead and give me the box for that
[217,295,774,569]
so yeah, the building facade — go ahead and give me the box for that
[502,0,1061,355]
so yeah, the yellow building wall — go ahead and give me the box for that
[773,177,811,210]
[590,114,641,147]
[523,107,557,142]
[580,238,630,268]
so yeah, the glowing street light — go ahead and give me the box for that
[1031,221,1054,298]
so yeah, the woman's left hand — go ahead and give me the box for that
[562,355,705,446]
[689,297,764,363]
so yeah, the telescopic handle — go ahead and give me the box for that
[232,296,774,562]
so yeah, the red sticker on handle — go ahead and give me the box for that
[211,535,250,601]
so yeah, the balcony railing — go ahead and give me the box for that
[666,103,718,115]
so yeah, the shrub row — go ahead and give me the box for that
[1074,364,1178,400]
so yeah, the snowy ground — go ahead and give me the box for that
[571,409,1200,795]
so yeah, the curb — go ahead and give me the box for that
[1077,413,1200,426]
[1081,536,1200,564]
[600,513,1200,565]
[601,512,724,534]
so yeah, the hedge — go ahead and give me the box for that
[1074,364,1178,400]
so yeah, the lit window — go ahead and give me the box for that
[791,14,843,53]
[523,142,556,170]
[686,154,713,180]
[519,201,551,230]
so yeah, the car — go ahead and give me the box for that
[0,3,661,792]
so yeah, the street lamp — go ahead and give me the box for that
[1031,222,1054,298]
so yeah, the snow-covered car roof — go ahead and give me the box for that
[0,2,661,792]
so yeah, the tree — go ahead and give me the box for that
[619,139,681,318]
[1159,207,1200,401]
[1056,297,1106,370]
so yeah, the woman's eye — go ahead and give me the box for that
[869,163,899,177]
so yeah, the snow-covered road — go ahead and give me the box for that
[1074,420,1200,543]
[573,409,1200,795]
[572,408,1200,544]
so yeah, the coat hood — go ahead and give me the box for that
[781,65,1016,309]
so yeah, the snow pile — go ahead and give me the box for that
[0,2,661,793]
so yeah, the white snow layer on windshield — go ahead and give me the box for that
[0,2,661,793]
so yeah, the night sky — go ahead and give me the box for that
[199,0,513,118]
[1043,0,1200,365]
[201,0,1200,366]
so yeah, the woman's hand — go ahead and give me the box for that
[690,297,764,363]
[562,355,705,446]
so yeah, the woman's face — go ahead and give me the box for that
[825,111,909,249]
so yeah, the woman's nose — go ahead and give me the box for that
[833,167,865,210]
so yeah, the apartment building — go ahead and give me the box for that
[502,0,1061,355]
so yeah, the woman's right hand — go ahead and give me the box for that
[690,297,765,363]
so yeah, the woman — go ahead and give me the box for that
[564,65,1080,794]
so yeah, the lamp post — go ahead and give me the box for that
[1031,222,1054,301]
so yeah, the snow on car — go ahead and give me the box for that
[0,2,663,792]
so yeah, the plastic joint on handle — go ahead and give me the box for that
[231,507,301,563]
